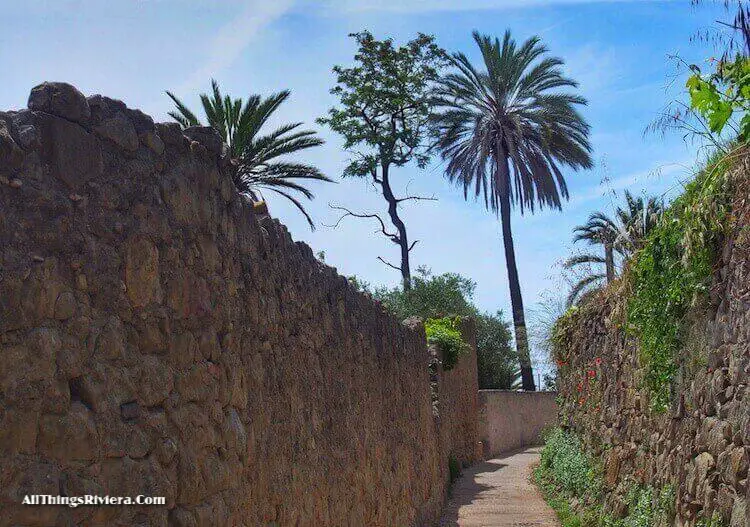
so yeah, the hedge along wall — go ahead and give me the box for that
[0,83,479,527]
[554,154,750,526]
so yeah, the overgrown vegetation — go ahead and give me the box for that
[627,151,734,411]
[538,428,602,500]
[352,268,520,385]
[535,428,677,527]
[425,317,468,370]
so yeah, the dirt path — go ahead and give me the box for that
[438,446,561,527]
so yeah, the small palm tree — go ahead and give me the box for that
[166,80,331,228]
[431,31,593,391]
[565,191,663,305]
[615,191,663,253]
[571,212,620,281]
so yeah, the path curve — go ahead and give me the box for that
[439,446,560,527]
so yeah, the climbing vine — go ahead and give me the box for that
[627,151,735,411]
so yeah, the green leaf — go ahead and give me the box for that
[707,101,732,133]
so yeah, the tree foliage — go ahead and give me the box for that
[565,192,663,306]
[476,312,520,390]
[319,31,447,178]
[352,268,519,388]
[319,31,447,288]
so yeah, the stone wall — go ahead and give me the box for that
[555,158,750,527]
[434,318,480,466]
[477,390,558,458]
[0,83,478,527]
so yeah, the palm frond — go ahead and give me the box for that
[165,91,201,127]
[431,30,592,216]
[166,81,327,229]
[566,274,606,307]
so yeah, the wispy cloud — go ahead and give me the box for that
[177,0,295,93]
[568,160,692,209]
[323,0,674,14]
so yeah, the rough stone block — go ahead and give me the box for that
[28,82,91,124]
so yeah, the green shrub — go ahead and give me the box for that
[425,316,468,371]
[536,429,677,527]
[539,428,601,499]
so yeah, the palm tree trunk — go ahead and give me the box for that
[381,164,412,291]
[497,156,536,392]
[604,242,615,283]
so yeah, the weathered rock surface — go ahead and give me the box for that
[0,84,478,526]
[28,81,91,124]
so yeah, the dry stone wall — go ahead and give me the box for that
[0,83,478,527]
[432,318,480,466]
[556,161,750,527]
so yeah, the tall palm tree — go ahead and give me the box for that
[431,31,593,391]
[564,211,618,306]
[166,80,331,228]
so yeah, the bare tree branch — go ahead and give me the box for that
[407,240,419,252]
[377,256,402,271]
[327,204,400,242]
[395,194,438,203]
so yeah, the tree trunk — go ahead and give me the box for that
[604,242,615,283]
[497,155,536,391]
[381,164,412,290]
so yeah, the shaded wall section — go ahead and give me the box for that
[477,391,558,458]
[0,83,479,527]
[434,318,481,466]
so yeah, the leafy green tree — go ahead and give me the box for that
[166,79,331,228]
[431,31,593,391]
[319,32,447,289]
[476,311,520,390]
[373,266,476,320]
[356,268,518,388]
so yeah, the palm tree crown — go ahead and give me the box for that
[431,30,593,214]
[431,30,593,391]
[166,80,331,229]
[565,191,663,306]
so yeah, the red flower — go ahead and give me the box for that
[587,370,596,378]
[594,357,602,366]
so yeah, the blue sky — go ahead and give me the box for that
[1,0,726,367]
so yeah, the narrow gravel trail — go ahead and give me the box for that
[438,446,561,527]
